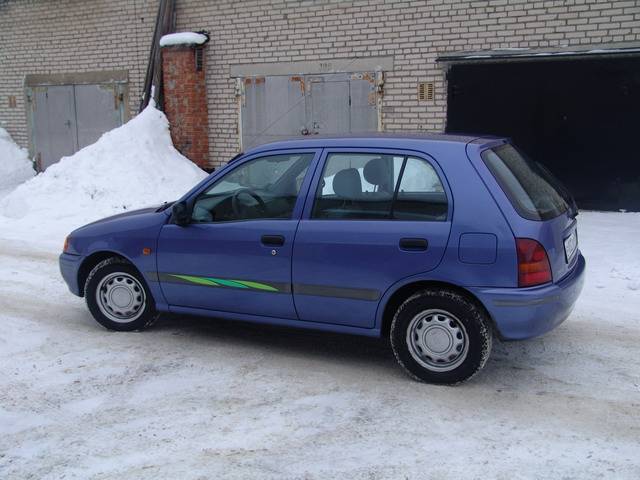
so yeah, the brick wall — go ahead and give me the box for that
[174,0,640,168]
[0,0,157,149]
[1,0,639,170]
[162,45,210,168]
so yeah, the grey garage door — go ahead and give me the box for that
[241,72,378,150]
[28,83,126,170]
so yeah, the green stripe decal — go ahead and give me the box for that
[235,280,279,292]
[170,274,221,287]
[210,278,249,289]
[163,273,283,293]
[158,273,380,300]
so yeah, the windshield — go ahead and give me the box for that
[481,144,570,221]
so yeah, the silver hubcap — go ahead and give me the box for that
[406,309,469,372]
[96,272,146,323]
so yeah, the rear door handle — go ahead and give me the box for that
[261,235,285,247]
[399,238,428,251]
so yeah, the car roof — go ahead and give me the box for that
[243,132,507,156]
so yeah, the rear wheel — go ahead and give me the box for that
[85,258,157,331]
[390,289,492,384]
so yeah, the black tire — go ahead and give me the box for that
[390,289,492,385]
[84,257,158,332]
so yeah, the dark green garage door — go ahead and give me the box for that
[445,56,640,211]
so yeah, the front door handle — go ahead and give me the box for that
[399,238,428,251]
[261,235,285,247]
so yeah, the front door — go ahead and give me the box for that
[292,149,453,328]
[157,150,318,319]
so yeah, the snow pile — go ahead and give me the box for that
[0,102,207,249]
[0,127,35,192]
[159,32,207,47]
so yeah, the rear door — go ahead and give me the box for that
[292,148,453,328]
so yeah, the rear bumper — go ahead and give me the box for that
[59,252,83,296]
[469,253,586,340]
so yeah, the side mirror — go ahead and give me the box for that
[172,201,191,226]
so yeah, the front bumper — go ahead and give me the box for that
[469,253,586,340]
[59,252,83,296]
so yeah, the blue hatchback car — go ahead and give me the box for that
[60,134,585,384]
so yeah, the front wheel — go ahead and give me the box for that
[390,289,492,384]
[85,258,157,331]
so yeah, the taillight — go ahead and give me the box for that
[516,238,552,287]
[63,236,70,253]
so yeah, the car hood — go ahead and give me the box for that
[65,203,174,256]
[83,205,165,227]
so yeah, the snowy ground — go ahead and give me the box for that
[0,211,639,479]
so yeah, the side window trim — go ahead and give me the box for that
[304,148,450,222]
[188,148,321,223]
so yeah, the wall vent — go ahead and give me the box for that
[418,82,434,101]
[195,48,204,71]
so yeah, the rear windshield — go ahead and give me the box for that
[481,144,569,221]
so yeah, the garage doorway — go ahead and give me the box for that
[444,53,640,211]
[240,72,379,150]
[25,71,129,170]
[231,57,392,151]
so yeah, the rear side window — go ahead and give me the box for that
[312,153,447,221]
[481,144,568,221]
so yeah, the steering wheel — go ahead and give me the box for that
[231,188,267,218]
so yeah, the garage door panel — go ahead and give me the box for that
[349,74,377,132]
[310,77,350,134]
[29,80,126,170]
[242,76,306,150]
[33,86,77,170]
[75,84,122,149]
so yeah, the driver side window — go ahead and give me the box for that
[192,153,314,223]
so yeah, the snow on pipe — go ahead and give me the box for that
[159,32,209,47]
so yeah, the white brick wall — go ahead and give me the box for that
[1,0,639,168]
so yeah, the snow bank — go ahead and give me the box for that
[0,103,207,250]
[0,127,35,192]
[159,32,207,47]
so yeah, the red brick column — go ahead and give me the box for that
[161,44,209,168]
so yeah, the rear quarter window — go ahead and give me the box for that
[481,144,569,221]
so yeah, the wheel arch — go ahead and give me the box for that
[379,280,496,339]
[77,251,133,297]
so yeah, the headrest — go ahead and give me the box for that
[333,168,362,198]
[363,158,392,191]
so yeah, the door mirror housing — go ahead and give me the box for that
[172,201,191,226]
